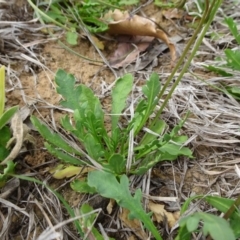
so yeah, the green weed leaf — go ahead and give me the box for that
[186,216,199,232]
[225,86,240,100]
[140,120,166,145]
[225,18,240,44]
[55,69,104,120]
[0,126,11,147]
[76,111,105,142]
[230,212,240,237]
[77,86,104,120]
[0,106,19,130]
[132,152,162,175]
[205,196,234,213]
[0,126,11,161]
[45,142,84,166]
[0,146,9,161]
[205,196,240,237]
[134,73,161,134]
[88,170,162,240]
[106,153,126,174]
[225,49,240,71]
[159,142,193,158]
[83,17,109,33]
[71,179,96,194]
[111,73,133,133]
[80,203,96,225]
[205,65,233,76]
[180,195,203,214]
[0,161,15,187]
[55,69,80,110]
[31,116,82,157]
[119,0,139,4]
[45,143,82,165]
[84,133,105,160]
[55,69,112,155]
[180,212,235,240]
[175,224,191,240]
[142,73,161,100]
[66,30,78,45]
[60,115,75,132]
[80,203,114,239]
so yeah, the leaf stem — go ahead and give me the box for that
[150,0,222,129]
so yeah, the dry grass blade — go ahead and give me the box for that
[0,1,58,67]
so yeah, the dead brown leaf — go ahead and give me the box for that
[127,235,137,240]
[162,8,183,19]
[91,35,105,50]
[109,35,154,68]
[107,199,115,214]
[119,208,148,239]
[103,9,176,66]
[148,201,179,228]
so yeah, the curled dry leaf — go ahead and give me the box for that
[1,113,35,165]
[103,9,176,65]
[148,201,179,228]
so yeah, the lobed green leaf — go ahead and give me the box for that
[88,170,162,240]
[71,179,96,194]
[111,73,133,133]
[180,212,235,240]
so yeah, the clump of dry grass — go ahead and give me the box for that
[0,0,59,67]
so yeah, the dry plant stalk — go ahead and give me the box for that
[103,9,176,65]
